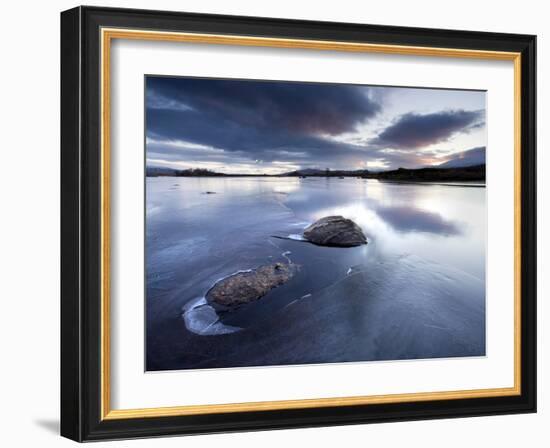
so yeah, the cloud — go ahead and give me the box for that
[147,76,381,138]
[146,134,368,174]
[372,109,484,149]
[145,76,486,172]
[145,77,389,172]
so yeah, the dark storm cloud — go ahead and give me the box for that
[147,76,381,137]
[146,106,356,161]
[372,110,484,149]
[145,77,384,169]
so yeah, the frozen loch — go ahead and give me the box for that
[146,176,486,371]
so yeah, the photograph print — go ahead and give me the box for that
[145,76,487,372]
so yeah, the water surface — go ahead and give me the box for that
[146,177,486,370]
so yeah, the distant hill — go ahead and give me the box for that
[146,167,226,177]
[288,168,324,176]
[147,163,485,182]
[373,164,485,182]
[284,168,370,177]
[146,166,179,177]
[438,147,486,168]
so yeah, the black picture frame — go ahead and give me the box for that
[61,5,536,442]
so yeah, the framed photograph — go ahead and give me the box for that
[60,6,536,441]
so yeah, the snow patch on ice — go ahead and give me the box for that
[182,297,241,336]
[287,234,307,241]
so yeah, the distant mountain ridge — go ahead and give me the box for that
[284,168,370,177]
[374,164,485,182]
[438,147,486,168]
[147,164,485,182]
[147,146,486,179]
[146,166,179,176]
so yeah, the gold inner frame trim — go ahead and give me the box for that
[100,27,522,421]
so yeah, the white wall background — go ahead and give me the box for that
[0,0,546,446]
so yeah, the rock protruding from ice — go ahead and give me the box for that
[206,263,295,308]
[303,216,367,247]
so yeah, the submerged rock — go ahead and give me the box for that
[206,263,295,308]
[303,216,367,247]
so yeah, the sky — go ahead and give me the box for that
[145,76,486,174]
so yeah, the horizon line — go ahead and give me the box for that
[145,163,486,176]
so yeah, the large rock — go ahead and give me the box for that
[206,263,295,308]
[303,216,367,247]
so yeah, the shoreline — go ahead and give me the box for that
[147,175,486,187]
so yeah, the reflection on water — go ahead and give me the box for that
[146,177,486,371]
[373,204,461,235]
